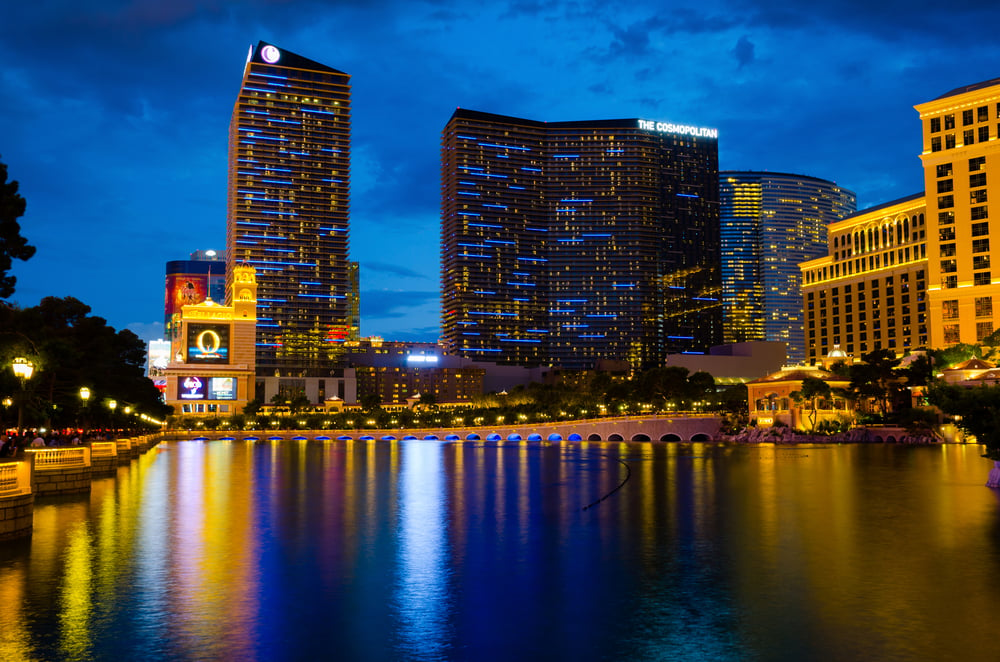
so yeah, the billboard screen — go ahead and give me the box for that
[165,274,208,320]
[209,377,236,400]
[179,376,207,400]
[178,376,237,400]
[186,324,230,364]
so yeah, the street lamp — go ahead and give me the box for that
[79,387,91,434]
[107,399,117,436]
[11,357,34,435]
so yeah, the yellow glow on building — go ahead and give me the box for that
[801,76,1000,361]
[916,79,1000,347]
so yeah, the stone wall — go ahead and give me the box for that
[33,467,92,495]
[0,493,34,540]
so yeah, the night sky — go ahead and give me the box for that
[3,1,999,344]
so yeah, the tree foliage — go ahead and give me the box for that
[0,158,35,299]
[928,383,1000,460]
[847,349,903,418]
[790,376,832,431]
[0,296,169,430]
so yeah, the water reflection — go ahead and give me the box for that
[395,440,451,659]
[0,441,999,660]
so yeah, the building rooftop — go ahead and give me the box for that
[933,77,1000,101]
[842,192,924,221]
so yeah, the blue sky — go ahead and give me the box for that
[2,0,999,344]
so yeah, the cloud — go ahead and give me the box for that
[732,35,755,68]
[362,262,430,280]
[361,289,438,320]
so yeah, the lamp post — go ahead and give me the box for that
[79,387,91,434]
[11,357,34,435]
[107,399,117,436]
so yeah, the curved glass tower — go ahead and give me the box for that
[720,172,856,363]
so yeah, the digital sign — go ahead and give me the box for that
[186,324,230,364]
[179,376,207,400]
[209,377,236,400]
[178,376,237,401]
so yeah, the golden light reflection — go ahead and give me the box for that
[59,521,94,660]
[0,554,32,660]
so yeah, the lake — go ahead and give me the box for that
[1,439,998,661]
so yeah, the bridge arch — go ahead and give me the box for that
[527,433,543,442]
[608,434,625,441]
[588,434,602,441]
[568,433,583,441]
[661,433,682,442]
[631,434,651,442]
[486,433,502,441]
[547,433,563,441]
[691,433,712,441]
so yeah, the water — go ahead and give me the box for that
[2,440,999,661]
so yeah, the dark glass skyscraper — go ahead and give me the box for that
[720,172,856,363]
[441,109,721,371]
[226,42,357,375]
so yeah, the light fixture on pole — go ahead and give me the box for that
[11,357,34,435]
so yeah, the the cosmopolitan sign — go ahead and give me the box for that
[638,119,718,139]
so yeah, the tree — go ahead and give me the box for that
[288,394,311,414]
[848,349,903,418]
[0,296,169,430]
[790,376,832,431]
[0,158,35,298]
[928,383,1000,486]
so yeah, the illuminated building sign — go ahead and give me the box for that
[261,45,281,63]
[186,324,230,364]
[637,119,718,139]
[406,354,439,365]
[178,376,237,400]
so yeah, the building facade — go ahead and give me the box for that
[720,172,856,363]
[441,109,721,371]
[226,41,358,377]
[917,79,1000,348]
[800,195,929,363]
[162,265,258,416]
[801,77,1000,363]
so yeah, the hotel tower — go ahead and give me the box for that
[720,172,856,363]
[226,42,358,377]
[441,109,721,371]
[801,77,1000,362]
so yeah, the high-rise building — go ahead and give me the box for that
[918,79,1000,347]
[720,172,856,363]
[441,109,721,371]
[226,41,357,378]
[801,76,1000,362]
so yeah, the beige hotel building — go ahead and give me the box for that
[801,77,1000,363]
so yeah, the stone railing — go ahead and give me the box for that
[115,438,133,455]
[0,461,32,497]
[28,447,91,470]
[90,441,118,459]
